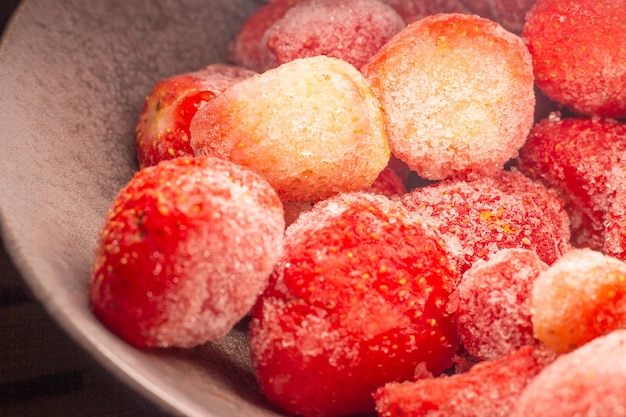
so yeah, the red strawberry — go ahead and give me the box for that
[379,0,469,24]
[228,0,306,72]
[400,170,571,274]
[513,330,626,417]
[259,0,406,71]
[604,176,626,261]
[448,248,548,361]
[135,64,256,168]
[250,192,460,417]
[460,0,536,34]
[522,0,626,118]
[376,345,557,417]
[89,156,284,349]
[516,114,626,250]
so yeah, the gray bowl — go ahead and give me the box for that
[0,1,283,415]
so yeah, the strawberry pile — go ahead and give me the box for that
[89,0,626,416]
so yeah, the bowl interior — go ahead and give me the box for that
[0,0,283,415]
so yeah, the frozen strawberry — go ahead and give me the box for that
[379,0,469,24]
[531,248,626,354]
[522,0,626,118]
[250,192,460,417]
[516,114,626,250]
[513,330,626,417]
[281,164,407,228]
[401,170,571,274]
[361,13,535,180]
[89,156,284,349]
[135,64,256,168]
[604,176,626,261]
[190,56,390,202]
[376,345,557,417]
[448,248,548,361]
[228,0,305,72]
[460,0,536,34]
[259,0,405,71]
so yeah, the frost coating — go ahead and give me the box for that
[362,13,535,180]
[401,170,571,273]
[190,56,390,202]
[513,330,626,417]
[518,114,626,250]
[531,248,626,354]
[89,156,285,349]
[260,0,406,70]
[250,192,459,417]
[449,248,548,361]
[523,0,626,118]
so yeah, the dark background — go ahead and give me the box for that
[0,1,20,33]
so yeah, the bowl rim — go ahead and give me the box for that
[0,1,275,416]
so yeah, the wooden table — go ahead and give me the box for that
[0,3,171,416]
